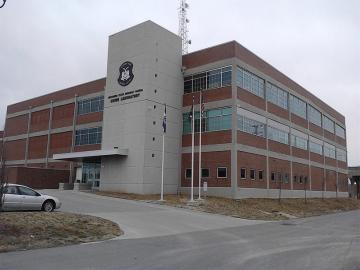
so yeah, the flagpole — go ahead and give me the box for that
[190,96,195,202]
[160,104,166,202]
[198,91,202,200]
[160,132,165,201]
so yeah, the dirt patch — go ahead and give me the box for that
[0,212,122,253]
[93,191,360,221]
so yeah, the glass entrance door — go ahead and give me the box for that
[82,163,101,189]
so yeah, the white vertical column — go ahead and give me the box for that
[190,97,195,202]
[198,92,202,200]
[160,132,165,201]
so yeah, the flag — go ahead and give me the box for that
[162,104,167,133]
[188,95,194,122]
[201,94,205,118]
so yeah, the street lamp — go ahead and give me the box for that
[0,0,6,8]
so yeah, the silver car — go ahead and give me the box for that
[1,184,61,212]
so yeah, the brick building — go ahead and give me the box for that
[0,21,348,198]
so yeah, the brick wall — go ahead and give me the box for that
[238,151,267,189]
[269,158,291,190]
[52,103,75,129]
[181,151,231,188]
[28,135,48,159]
[5,166,69,189]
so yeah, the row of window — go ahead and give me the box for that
[270,172,308,185]
[237,110,347,162]
[185,65,345,139]
[236,67,265,98]
[75,126,102,146]
[240,168,264,181]
[77,96,104,115]
[184,66,232,93]
[234,66,346,138]
[291,135,308,151]
[185,167,227,179]
[266,82,288,110]
[183,107,232,134]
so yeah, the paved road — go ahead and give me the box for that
[0,191,359,270]
[39,190,263,239]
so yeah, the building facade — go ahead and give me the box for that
[0,21,348,198]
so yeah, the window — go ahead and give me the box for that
[75,127,102,146]
[4,186,19,195]
[268,126,289,145]
[240,168,246,179]
[266,82,288,110]
[236,67,265,98]
[336,148,347,162]
[258,170,263,181]
[193,72,207,91]
[217,167,227,178]
[290,95,307,119]
[77,96,104,115]
[304,176,308,184]
[271,172,276,182]
[238,115,266,137]
[185,168,191,178]
[308,105,322,127]
[335,124,345,139]
[291,135,308,150]
[324,143,336,159]
[184,76,193,93]
[299,176,303,184]
[201,168,210,178]
[309,140,323,155]
[250,169,256,180]
[284,173,289,184]
[293,175,297,183]
[184,66,232,93]
[323,116,335,133]
[183,107,232,134]
[277,172,282,182]
[18,186,38,196]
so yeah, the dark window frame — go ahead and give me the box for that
[250,169,256,180]
[240,168,246,179]
[217,167,227,179]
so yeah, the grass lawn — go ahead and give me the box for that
[0,212,122,253]
[94,191,360,220]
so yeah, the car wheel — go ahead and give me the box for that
[42,200,55,212]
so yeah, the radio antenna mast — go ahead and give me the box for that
[178,0,191,55]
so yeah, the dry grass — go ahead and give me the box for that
[0,212,122,253]
[94,191,360,221]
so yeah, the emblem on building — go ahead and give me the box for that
[117,61,134,86]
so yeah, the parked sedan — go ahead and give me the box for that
[1,184,61,212]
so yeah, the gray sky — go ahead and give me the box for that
[0,0,359,165]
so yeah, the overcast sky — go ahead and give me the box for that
[0,0,359,165]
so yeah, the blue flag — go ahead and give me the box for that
[162,104,167,133]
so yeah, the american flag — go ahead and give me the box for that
[188,95,194,122]
[162,104,167,133]
[201,94,205,118]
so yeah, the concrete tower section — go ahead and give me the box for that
[100,21,183,194]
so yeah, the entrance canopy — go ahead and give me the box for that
[53,149,128,162]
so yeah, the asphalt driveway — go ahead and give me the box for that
[41,190,264,239]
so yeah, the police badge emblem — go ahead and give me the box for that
[117,61,134,86]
